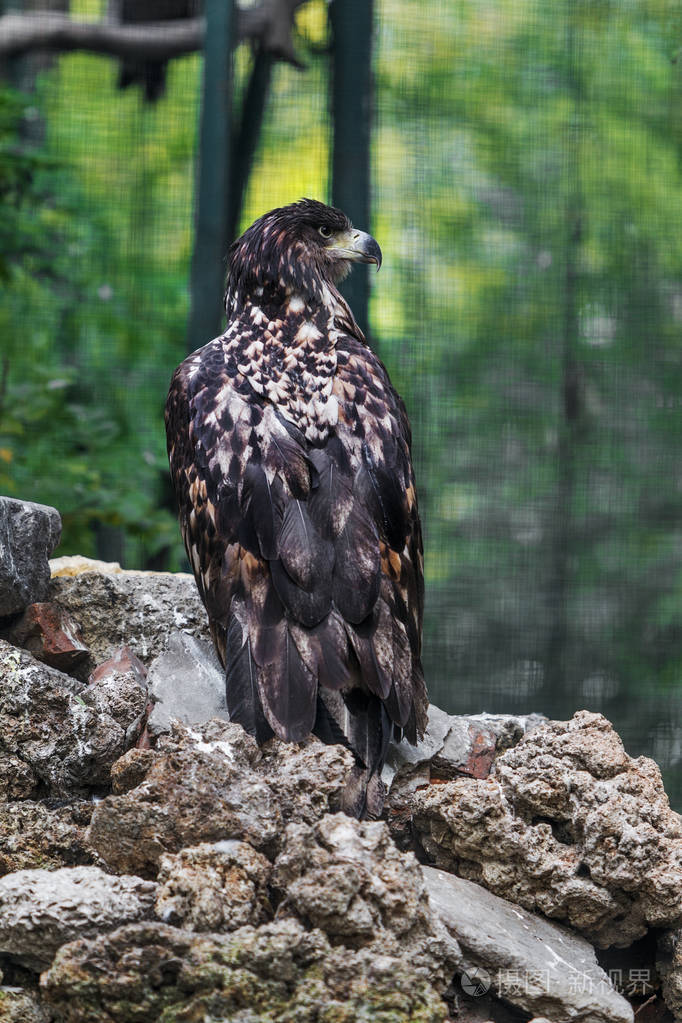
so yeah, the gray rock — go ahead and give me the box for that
[414,711,682,948]
[0,800,93,876]
[41,918,449,1023]
[155,841,272,931]
[0,865,157,971]
[424,866,633,1023]
[0,641,128,797]
[49,567,210,675]
[0,987,51,1022]
[146,631,227,737]
[87,720,354,876]
[0,498,61,618]
[273,814,461,991]
[657,929,682,1020]
[85,646,149,746]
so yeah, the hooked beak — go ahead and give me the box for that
[330,229,382,271]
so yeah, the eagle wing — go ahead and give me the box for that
[165,329,427,781]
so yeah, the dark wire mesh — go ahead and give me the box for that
[3,0,682,801]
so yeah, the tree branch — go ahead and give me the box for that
[0,1,307,64]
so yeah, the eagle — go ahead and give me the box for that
[165,199,427,817]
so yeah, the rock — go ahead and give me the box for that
[145,631,227,737]
[413,711,682,948]
[86,720,354,877]
[41,918,449,1023]
[657,930,682,1020]
[0,801,93,876]
[0,641,128,797]
[155,841,272,931]
[424,866,633,1023]
[272,814,461,990]
[0,498,61,619]
[0,865,157,971]
[50,555,123,577]
[49,566,210,675]
[0,988,50,1022]
[4,601,89,671]
[384,706,544,848]
[86,646,148,745]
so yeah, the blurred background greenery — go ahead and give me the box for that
[2,1,682,798]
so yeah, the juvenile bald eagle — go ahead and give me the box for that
[165,199,427,816]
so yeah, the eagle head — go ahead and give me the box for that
[225,198,382,314]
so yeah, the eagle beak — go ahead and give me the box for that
[332,229,382,271]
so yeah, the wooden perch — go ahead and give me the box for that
[0,0,307,65]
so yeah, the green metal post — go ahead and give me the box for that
[186,0,235,353]
[329,0,375,337]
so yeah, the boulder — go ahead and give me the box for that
[0,498,61,618]
[657,929,682,1021]
[424,866,633,1023]
[0,988,51,1022]
[41,919,450,1023]
[155,840,273,931]
[145,630,227,737]
[48,564,210,675]
[0,641,128,797]
[272,814,461,990]
[86,720,354,876]
[0,800,93,876]
[0,865,157,971]
[413,711,682,948]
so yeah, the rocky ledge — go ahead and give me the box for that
[0,498,680,1022]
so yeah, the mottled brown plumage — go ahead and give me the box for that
[165,199,427,817]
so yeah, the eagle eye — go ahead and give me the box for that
[318,225,333,239]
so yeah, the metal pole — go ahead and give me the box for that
[186,0,235,353]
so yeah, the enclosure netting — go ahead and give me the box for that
[3,0,682,801]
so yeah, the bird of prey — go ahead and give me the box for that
[165,199,427,816]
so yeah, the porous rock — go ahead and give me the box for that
[0,497,61,618]
[86,720,354,876]
[0,987,51,1022]
[41,918,449,1023]
[384,705,544,847]
[86,646,148,745]
[155,840,272,931]
[0,800,93,876]
[0,865,157,971]
[273,813,461,990]
[145,630,227,737]
[424,866,633,1023]
[0,640,128,797]
[657,929,682,1021]
[49,564,210,674]
[413,711,682,947]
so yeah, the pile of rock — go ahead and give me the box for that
[1,495,681,1023]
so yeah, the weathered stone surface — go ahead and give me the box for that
[273,814,461,990]
[146,631,227,737]
[424,866,633,1023]
[0,641,127,797]
[657,930,682,1021]
[86,646,148,745]
[0,987,51,1022]
[414,711,682,948]
[0,801,93,876]
[155,840,272,931]
[49,566,210,674]
[50,555,123,577]
[384,706,544,848]
[4,602,89,672]
[0,498,61,618]
[87,720,354,877]
[41,919,449,1023]
[0,865,157,971]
